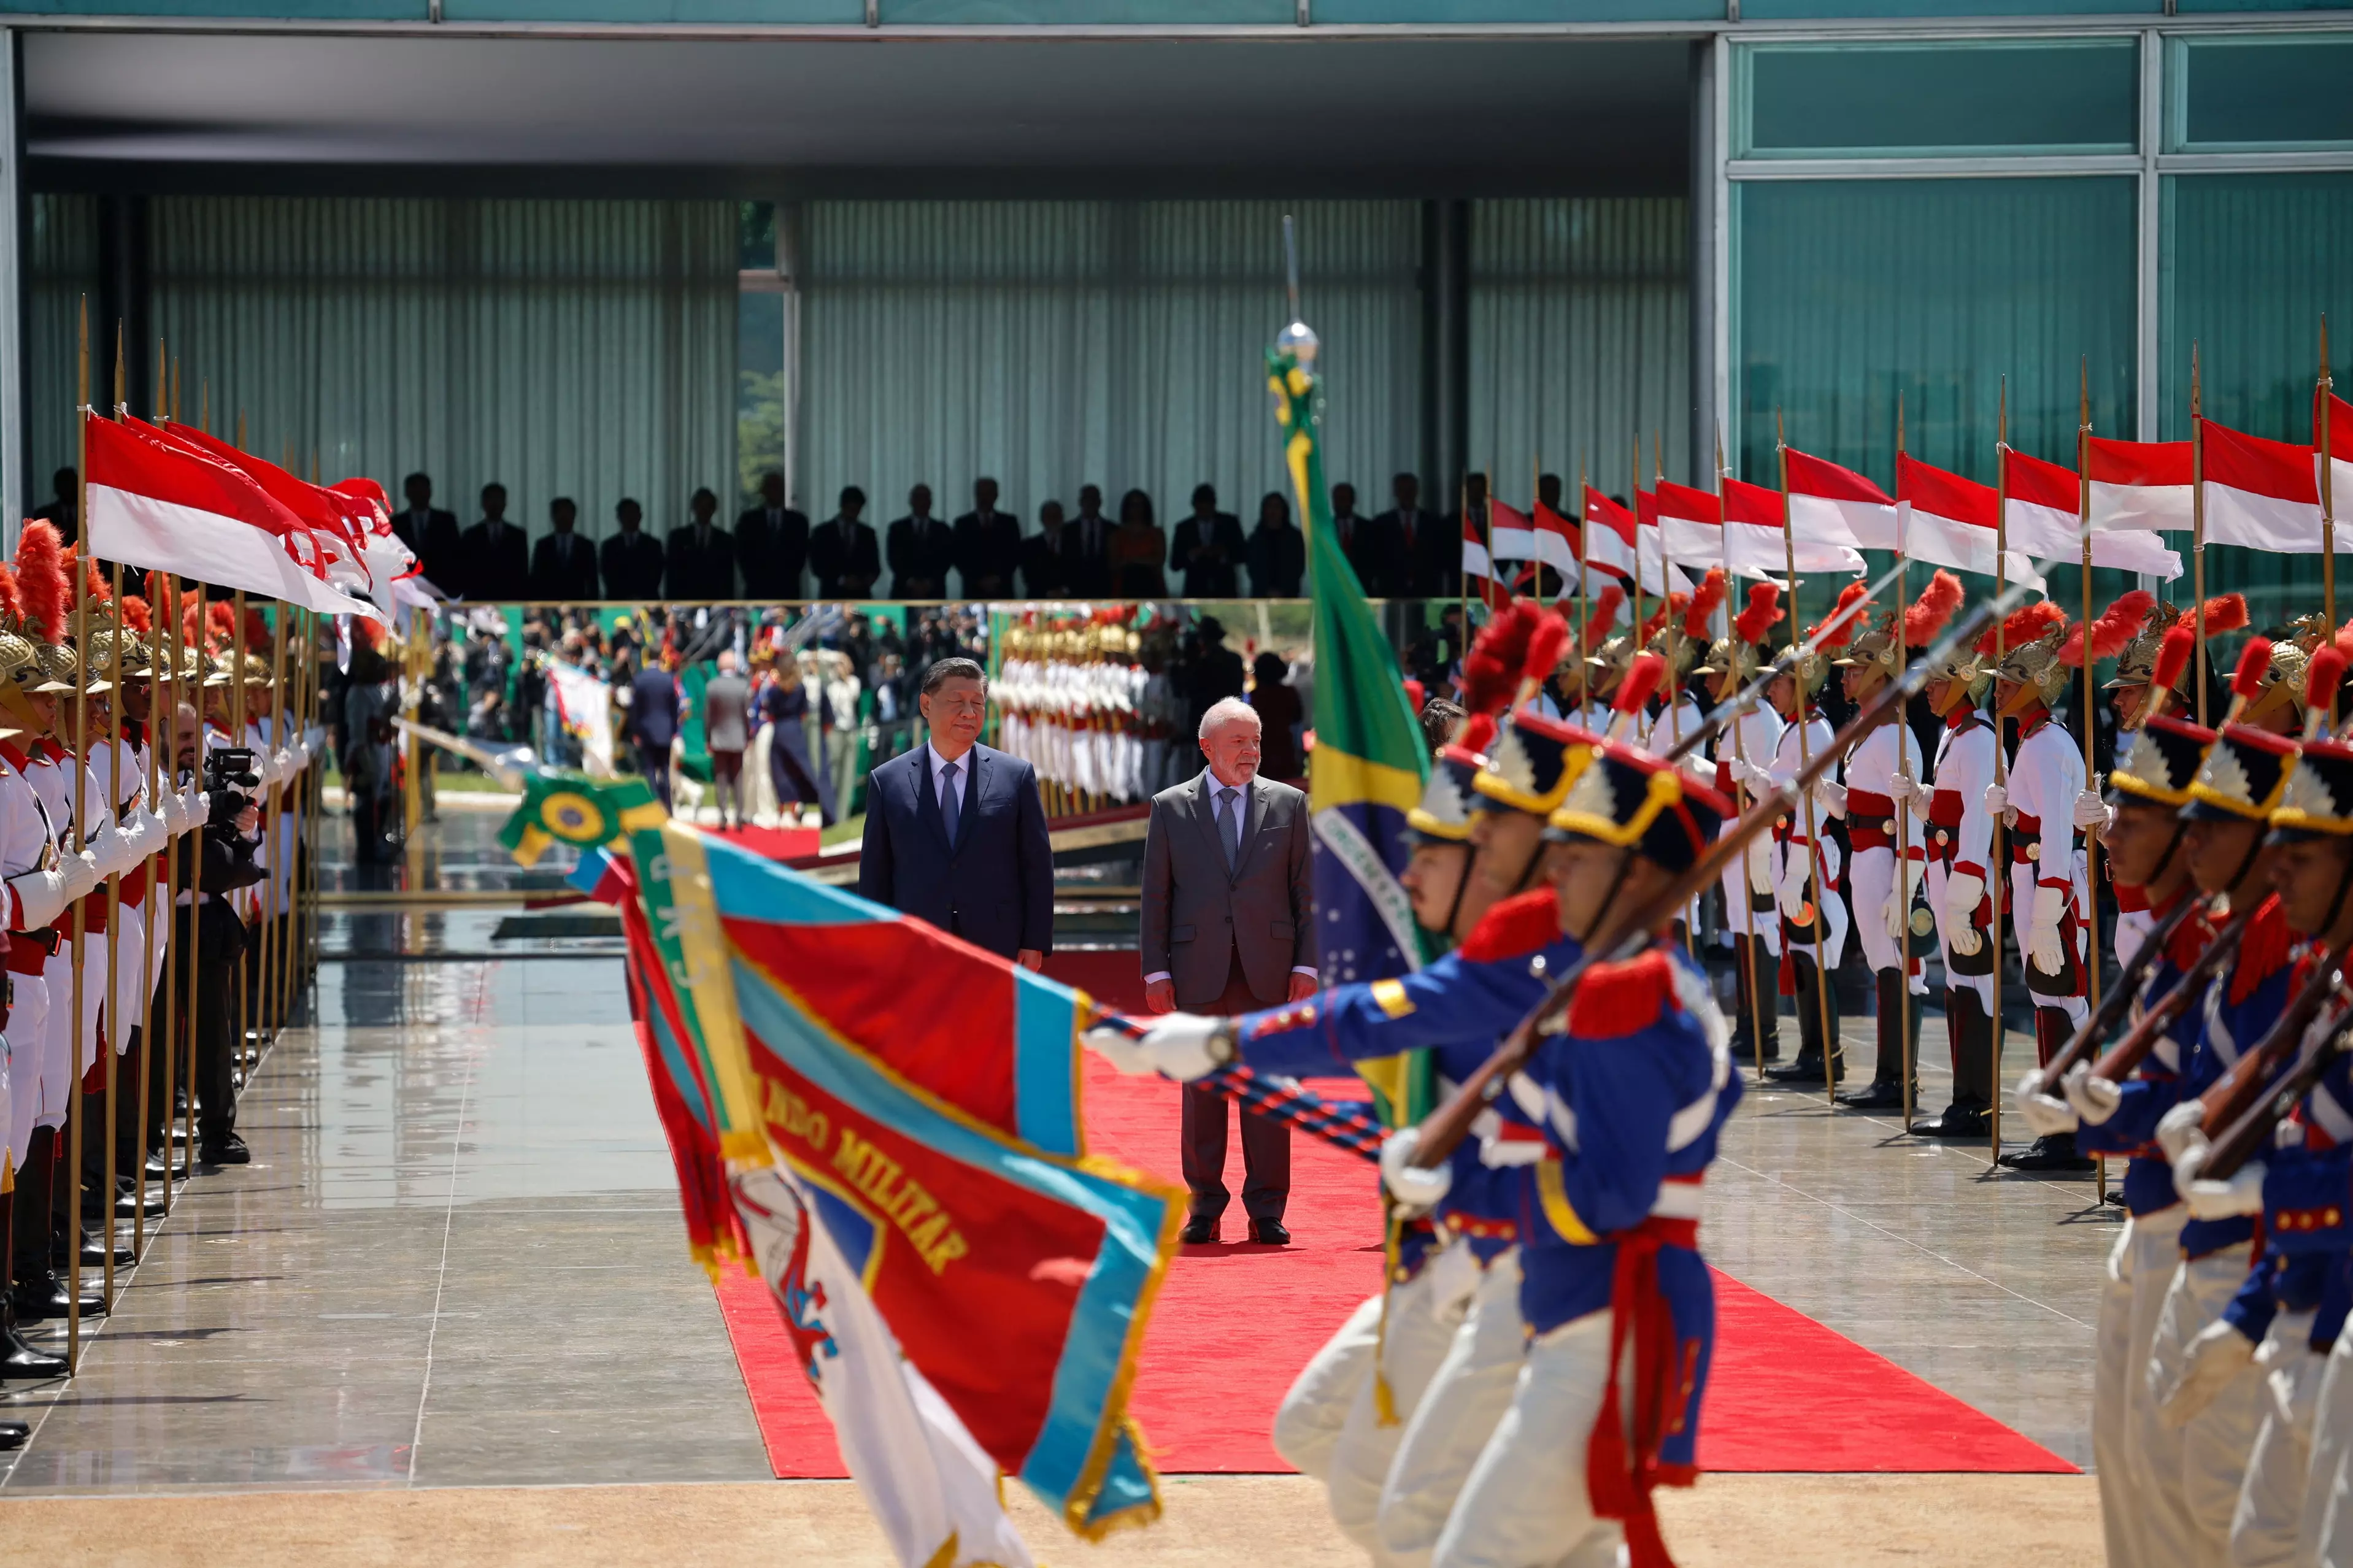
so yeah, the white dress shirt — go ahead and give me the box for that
[928,741,973,818]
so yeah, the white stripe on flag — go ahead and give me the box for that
[2205,480,2332,553]
[88,485,382,620]
[1659,515,1720,569]
[2089,480,2193,534]
[2002,498,2185,576]
[1461,537,1495,582]
[1488,521,1538,562]
[1790,494,1887,551]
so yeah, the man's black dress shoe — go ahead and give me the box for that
[2000,1133,2098,1172]
[2,1323,67,1381]
[144,1153,188,1182]
[1763,1055,1825,1084]
[1249,1220,1290,1246]
[60,1232,133,1270]
[1835,1081,1909,1110]
[0,1420,28,1450]
[1910,1104,1992,1140]
[1180,1217,1219,1245]
[200,1133,250,1166]
[25,1273,103,1321]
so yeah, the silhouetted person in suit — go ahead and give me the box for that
[530,497,599,601]
[601,499,666,601]
[1246,491,1304,598]
[953,478,1022,598]
[396,472,463,594]
[809,487,881,599]
[1171,484,1244,598]
[667,487,736,601]
[1377,472,1447,599]
[736,470,808,601]
[1060,485,1114,597]
[627,653,682,809]
[31,466,77,548]
[1185,615,1248,741]
[887,485,955,599]
[461,482,531,601]
[1329,482,1400,595]
[1021,500,1070,598]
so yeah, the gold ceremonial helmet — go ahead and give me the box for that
[2106,601,2178,691]
[34,642,95,698]
[1689,632,1760,690]
[1923,639,1991,717]
[1993,631,2071,718]
[1831,612,1900,675]
[2239,631,2316,736]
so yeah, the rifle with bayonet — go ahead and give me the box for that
[2031,892,2217,1093]
[2194,945,2353,1181]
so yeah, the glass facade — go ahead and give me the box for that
[1741,41,2138,159]
[2170,36,2353,151]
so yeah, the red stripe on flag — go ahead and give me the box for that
[1534,501,1581,557]
[1998,447,2081,515]
[86,414,302,534]
[1722,477,1783,529]
[1898,452,1999,528]
[1582,486,1638,543]
[1784,448,1893,505]
[2085,436,2193,488]
[2201,418,2319,504]
[1655,481,1720,525]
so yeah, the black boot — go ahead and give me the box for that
[0,1193,55,1380]
[1839,970,1917,1109]
[9,1128,53,1306]
[1744,933,1781,1061]
[1914,988,1993,1138]
[2001,1009,2098,1170]
[1769,955,1841,1083]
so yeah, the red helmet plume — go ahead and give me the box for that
[1581,585,1625,652]
[1805,582,1871,651]
[2198,594,2249,637]
[1458,600,1544,718]
[120,594,151,636]
[2058,590,2155,668]
[1902,570,1964,647]
[1976,601,2066,657]
[13,519,67,644]
[1732,582,1782,645]
[2231,638,2274,704]
[1681,568,1727,640]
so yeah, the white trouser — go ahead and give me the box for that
[1925,857,1993,1016]
[2130,1209,2199,1568]
[1720,832,1778,959]
[1382,1249,1530,1568]
[1274,1291,1382,1483]
[2298,1329,2353,1566]
[1774,831,1847,972]
[2151,1242,2265,1561]
[1433,1307,1625,1568]
[1328,1256,1473,1558]
[2008,863,2090,1031]
[36,941,78,1130]
[2096,1214,2151,1568]
[4,973,45,1170]
[1848,844,1928,990]
[114,897,166,1045]
[2232,1309,2321,1566]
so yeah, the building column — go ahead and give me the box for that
[1,28,23,547]
[1689,37,1719,483]
[96,194,151,420]
[1420,198,1469,512]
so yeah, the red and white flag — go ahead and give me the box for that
[84,414,380,620]
[2085,437,2193,534]
[1486,498,1536,563]
[2197,418,2331,553]
[1633,490,1692,597]
[329,476,423,594]
[1890,453,2046,587]
[1723,476,1865,580]
[1531,499,1581,585]
[160,421,377,597]
[1998,448,2181,578]
[1654,481,1722,572]
[1458,512,1509,607]
[1582,487,1687,596]
[2316,391,2353,513]
[1783,447,1895,552]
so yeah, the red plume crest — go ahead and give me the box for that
[1523,612,1571,685]
[2198,594,2249,636]
[120,594,151,636]
[1583,585,1625,651]
[1902,571,1965,647]
[1976,601,2066,657]
[2308,647,2346,713]
[2059,589,2155,668]
[1682,568,1727,640]
[0,566,23,630]
[2152,624,2196,694]
[13,520,67,644]
[1458,600,1543,718]
[1732,582,1782,645]
[2232,638,2274,702]
[1806,582,1871,651]
[1458,714,1498,755]
[1614,651,1665,717]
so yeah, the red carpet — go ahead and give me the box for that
[713,950,2073,1476]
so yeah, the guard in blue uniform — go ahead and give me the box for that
[2173,726,2353,1563]
[1410,731,1741,1568]
[2015,712,2217,1568]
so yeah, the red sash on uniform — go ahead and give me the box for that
[1589,1212,1703,1568]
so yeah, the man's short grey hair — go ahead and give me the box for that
[1198,696,1261,741]
[922,656,988,698]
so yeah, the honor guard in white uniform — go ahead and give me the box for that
[1911,623,2002,1139]
[1693,582,1786,1069]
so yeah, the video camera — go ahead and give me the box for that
[204,746,260,831]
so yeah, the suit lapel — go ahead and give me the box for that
[1234,777,1269,877]
[914,751,950,855]
[955,748,987,855]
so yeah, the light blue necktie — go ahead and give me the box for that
[939,761,960,844]
[1219,785,1241,869]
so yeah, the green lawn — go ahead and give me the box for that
[822,813,864,847]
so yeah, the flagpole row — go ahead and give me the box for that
[2324,316,2337,631]
[1895,394,1914,1134]
[1991,379,2011,1167]
[1717,426,1771,1079]
[66,293,89,1372]
[1776,409,1839,1097]
[2193,345,2208,729]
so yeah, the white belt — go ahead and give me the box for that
[1650,1177,1704,1220]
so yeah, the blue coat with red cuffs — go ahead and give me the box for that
[1230,888,1572,1264]
[2225,1005,2353,1349]
[2178,896,2298,1261]
[2072,890,2219,1216]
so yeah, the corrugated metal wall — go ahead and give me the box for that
[27,194,99,509]
[74,198,739,544]
[1468,197,1691,508]
[797,199,1424,534]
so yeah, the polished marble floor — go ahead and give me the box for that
[0,813,2117,1494]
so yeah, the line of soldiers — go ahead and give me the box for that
[0,518,320,1445]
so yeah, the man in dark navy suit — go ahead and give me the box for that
[395,472,463,596]
[666,487,736,601]
[857,657,1052,967]
[530,497,601,600]
[736,471,808,601]
[626,651,682,809]
[601,498,666,601]
[460,482,531,601]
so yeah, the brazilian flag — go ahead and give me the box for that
[497,772,666,866]
[1268,340,1435,1132]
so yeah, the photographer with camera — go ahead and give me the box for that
[170,701,264,1166]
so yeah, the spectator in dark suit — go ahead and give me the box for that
[736,470,808,601]
[1020,499,1070,598]
[1171,485,1244,598]
[626,653,682,809]
[809,486,882,599]
[460,483,531,601]
[1377,472,1447,598]
[601,499,666,601]
[887,485,955,599]
[1246,491,1304,598]
[530,497,600,601]
[856,657,1053,966]
[952,478,1022,599]
[31,466,77,548]
[666,487,736,601]
[1185,615,1247,740]
[396,472,463,594]
[1328,482,1400,595]
[1060,485,1115,597]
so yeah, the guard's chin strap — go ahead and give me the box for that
[1581,847,1639,947]
[2225,829,2268,909]
[1442,842,1476,937]
[2319,850,2353,952]
[1511,834,1546,895]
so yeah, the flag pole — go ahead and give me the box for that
[2324,316,2337,629]
[99,327,123,1307]
[66,293,88,1371]
[1895,393,1914,1132]
[1991,379,2011,1166]
[135,567,165,1240]
[177,577,198,1202]
[2080,362,2106,1205]
[1577,459,1591,720]
[231,587,250,1081]
[2192,344,2208,728]
[1719,425,1769,1078]
[1456,474,1468,674]
[1777,409,1838,1094]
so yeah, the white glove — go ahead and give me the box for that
[2158,1099,2209,1167]
[1777,867,1808,920]
[2027,883,2070,977]
[1943,872,1985,958]
[118,805,162,863]
[2062,1063,2123,1127]
[1982,782,2006,818]
[2159,1318,2259,1429]
[85,824,131,877]
[2013,1068,2080,1137]
[2184,1161,2267,1221]
[1746,837,1774,897]
[1893,772,1935,813]
[60,850,99,903]
[1815,779,1848,817]
[1081,1024,1154,1077]
[1126,1013,1227,1083]
[1380,1125,1454,1211]
[161,793,190,836]
[2072,790,2113,832]
[1884,885,1905,942]
[291,739,311,772]
[6,866,69,930]
[192,790,212,828]
[1729,758,1772,791]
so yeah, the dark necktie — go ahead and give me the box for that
[1218,785,1241,869]
[939,761,960,844]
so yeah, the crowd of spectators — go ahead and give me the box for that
[386,469,1469,604]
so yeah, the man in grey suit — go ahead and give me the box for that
[1141,696,1315,1245]
[701,648,752,831]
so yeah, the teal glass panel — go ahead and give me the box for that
[1734,178,2135,493]
[2171,37,2353,151]
[1739,41,2138,158]
[878,0,1288,19]
[1743,0,2151,18]
[2158,172,2353,622]
[10,0,423,13]
[1315,0,1716,19]
[445,0,855,17]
